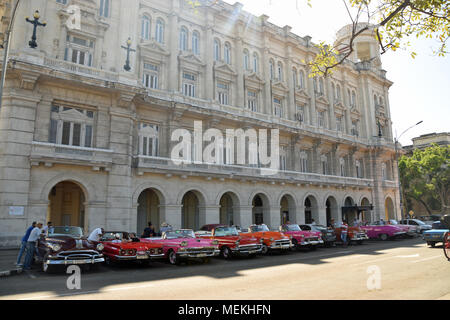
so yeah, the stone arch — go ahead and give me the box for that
[179,189,208,231]
[325,195,339,227]
[342,195,357,223]
[278,192,298,224]
[218,191,241,226]
[304,194,319,224]
[40,173,94,203]
[133,183,168,206]
[135,185,168,235]
[385,196,396,220]
[360,196,372,223]
[250,192,271,225]
[176,187,208,206]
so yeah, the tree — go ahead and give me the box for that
[399,144,450,215]
[184,0,449,77]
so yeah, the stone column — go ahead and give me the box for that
[159,205,183,230]
[168,10,179,93]
[317,205,327,226]
[199,205,221,226]
[267,206,281,230]
[235,205,253,228]
[87,202,108,234]
[296,204,305,225]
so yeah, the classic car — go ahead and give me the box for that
[196,225,262,258]
[36,226,104,273]
[142,229,220,265]
[240,224,292,254]
[443,215,450,261]
[333,225,369,244]
[94,231,165,265]
[418,215,442,226]
[300,224,336,247]
[399,219,432,234]
[423,222,449,247]
[360,223,406,241]
[279,224,323,250]
[388,219,419,237]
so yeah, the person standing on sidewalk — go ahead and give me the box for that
[23,222,43,270]
[16,222,36,266]
[341,222,349,247]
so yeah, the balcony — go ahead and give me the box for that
[30,142,114,171]
[134,155,374,188]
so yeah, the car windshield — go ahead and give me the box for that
[214,227,239,236]
[373,221,387,226]
[314,225,327,231]
[102,232,126,241]
[250,225,270,232]
[48,226,83,238]
[389,220,399,225]
[285,224,301,231]
[414,220,426,225]
[164,230,195,239]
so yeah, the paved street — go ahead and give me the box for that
[1,238,449,300]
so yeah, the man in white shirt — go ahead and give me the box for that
[23,222,43,270]
[88,227,104,242]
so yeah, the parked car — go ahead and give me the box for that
[95,231,164,266]
[279,224,323,250]
[399,219,432,233]
[418,215,442,226]
[442,215,450,261]
[360,223,406,241]
[422,222,449,247]
[142,229,220,265]
[300,224,336,247]
[240,224,292,254]
[36,226,104,273]
[196,225,262,259]
[333,226,369,245]
[388,219,419,237]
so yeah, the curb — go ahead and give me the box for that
[0,267,23,277]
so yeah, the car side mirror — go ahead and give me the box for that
[441,215,450,229]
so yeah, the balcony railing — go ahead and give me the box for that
[30,141,114,169]
[135,155,374,188]
[43,57,119,81]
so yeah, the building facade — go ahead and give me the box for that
[0,0,400,247]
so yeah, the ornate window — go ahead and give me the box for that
[142,63,159,89]
[141,16,151,40]
[243,49,250,70]
[279,146,287,171]
[336,115,344,132]
[247,90,258,112]
[300,151,308,173]
[155,19,164,44]
[351,120,359,137]
[277,62,283,81]
[192,31,200,55]
[318,110,326,128]
[356,160,362,178]
[99,0,110,18]
[321,155,328,175]
[139,123,159,157]
[180,27,188,51]
[182,72,196,97]
[253,53,259,73]
[214,39,221,61]
[381,162,387,180]
[217,82,229,105]
[224,43,231,64]
[299,70,305,89]
[340,157,346,177]
[49,105,95,148]
[273,97,283,118]
[296,105,305,122]
[64,34,94,67]
[269,59,275,80]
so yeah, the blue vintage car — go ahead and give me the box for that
[423,221,449,247]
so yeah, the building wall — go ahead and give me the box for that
[0,0,400,247]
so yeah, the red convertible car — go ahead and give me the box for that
[197,225,262,259]
[334,226,369,245]
[95,231,164,266]
[240,224,292,254]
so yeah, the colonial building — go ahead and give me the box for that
[0,0,400,247]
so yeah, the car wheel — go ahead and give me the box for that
[168,250,179,265]
[261,244,269,255]
[430,242,436,248]
[104,256,114,266]
[379,234,388,241]
[221,247,233,259]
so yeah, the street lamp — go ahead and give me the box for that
[394,120,424,220]
[121,37,136,72]
[25,10,47,49]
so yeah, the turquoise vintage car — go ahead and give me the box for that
[423,221,449,247]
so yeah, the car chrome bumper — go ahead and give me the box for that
[46,257,104,265]
[232,245,262,255]
[113,253,165,260]
[177,250,220,258]
[351,235,369,241]
[269,243,292,250]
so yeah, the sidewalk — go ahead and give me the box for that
[0,249,23,277]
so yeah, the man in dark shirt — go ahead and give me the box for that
[16,222,36,266]
[142,222,154,238]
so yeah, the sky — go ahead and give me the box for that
[223,0,450,146]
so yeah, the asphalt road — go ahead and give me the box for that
[1,237,449,300]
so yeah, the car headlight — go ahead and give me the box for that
[270,238,274,242]
[180,241,188,247]
[260,238,264,243]
[235,240,240,245]
[47,243,61,252]
[96,243,104,251]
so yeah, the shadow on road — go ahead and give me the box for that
[0,237,429,299]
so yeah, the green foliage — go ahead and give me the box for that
[399,144,450,214]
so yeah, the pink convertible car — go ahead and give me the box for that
[142,229,220,265]
[360,223,406,241]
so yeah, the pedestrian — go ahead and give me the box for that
[142,222,154,238]
[16,222,36,266]
[23,222,43,270]
[341,221,348,247]
[129,233,140,242]
[88,227,105,242]
[42,222,53,235]
[160,222,172,235]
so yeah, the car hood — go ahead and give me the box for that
[153,237,215,247]
[103,241,160,250]
[43,235,95,251]
[284,230,320,238]
[424,229,449,234]
[244,231,288,240]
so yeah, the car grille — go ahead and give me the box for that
[148,248,164,255]
[185,247,215,252]
[307,237,319,242]
[238,244,260,251]
[274,239,291,246]
[57,250,101,259]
